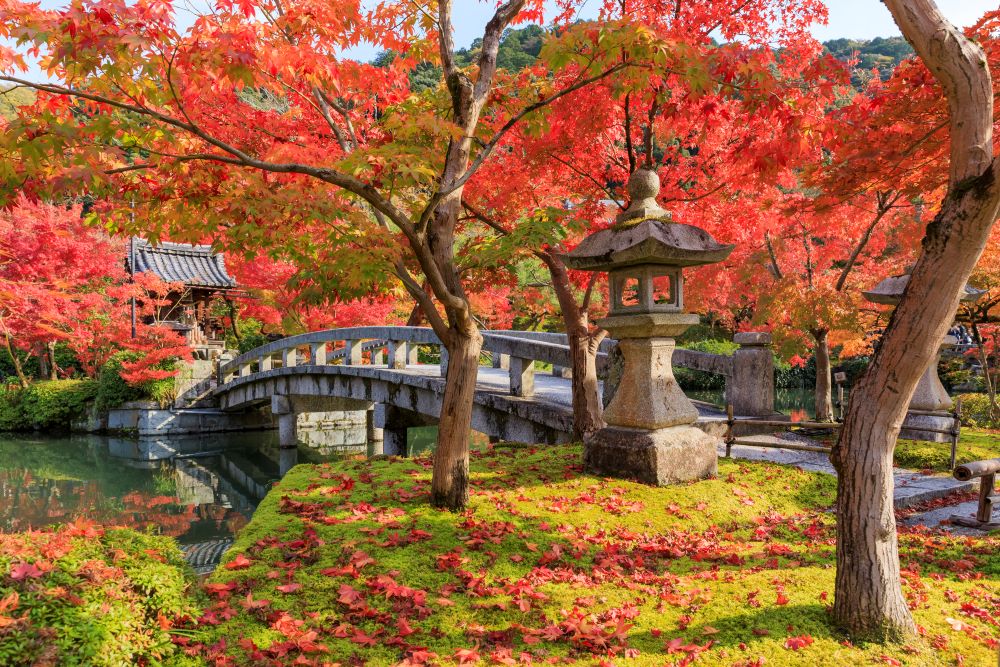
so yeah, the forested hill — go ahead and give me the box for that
[822,36,914,86]
[381,29,914,92]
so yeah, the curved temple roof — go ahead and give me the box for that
[129,239,236,289]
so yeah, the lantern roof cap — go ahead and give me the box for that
[863,270,986,305]
[560,168,734,271]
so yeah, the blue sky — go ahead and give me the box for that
[440,0,996,48]
[13,0,1000,79]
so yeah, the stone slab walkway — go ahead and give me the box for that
[722,432,980,514]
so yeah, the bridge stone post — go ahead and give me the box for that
[407,343,420,366]
[729,332,775,417]
[259,355,273,372]
[492,352,510,370]
[310,342,327,365]
[345,340,362,366]
[387,341,407,369]
[366,407,384,454]
[282,348,298,368]
[372,346,385,366]
[272,394,297,449]
[509,357,534,396]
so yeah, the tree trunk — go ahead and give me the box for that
[36,343,50,382]
[812,328,834,421]
[46,341,58,380]
[831,0,1000,640]
[430,324,483,510]
[542,253,605,438]
[3,333,29,389]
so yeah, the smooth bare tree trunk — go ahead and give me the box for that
[831,0,1000,640]
[812,328,834,421]
[431,324,483,509]
[544,254,605,438]
[3,332,29,389]
[46,342,58,380]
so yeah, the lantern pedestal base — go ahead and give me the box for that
[583,425,719,486]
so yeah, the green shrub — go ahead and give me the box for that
[229,317,269,355]
[958,392,1000,429]
[16,380,97,431]
[0,523,202,667]
[94,352,146,412]
[675,339,739,391]
[0,385,26,431]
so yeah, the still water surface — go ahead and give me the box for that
[0,389,820,560]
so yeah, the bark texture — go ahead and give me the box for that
[831,0,1000,640]
[544,254,606,439]
[812,328,834,422]
[423,0,527,510]
[430,326,483,509]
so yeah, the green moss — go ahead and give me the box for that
[193,444,998,666]
[895,428,999,472]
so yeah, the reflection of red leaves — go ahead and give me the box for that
[784,635,814,650]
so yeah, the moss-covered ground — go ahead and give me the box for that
[183,444,999,666]
[895,428,999,473]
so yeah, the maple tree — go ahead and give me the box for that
[0,0,688,509]
[0,196,188,387]
[464,0,840,435]
[825,3,1000,640]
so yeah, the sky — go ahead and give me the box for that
[11,0,1000,80]
[441,0,997,49]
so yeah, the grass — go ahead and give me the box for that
[185,444,999,666]
[895,428,999,473]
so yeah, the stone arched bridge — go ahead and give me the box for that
[182,327,777,453]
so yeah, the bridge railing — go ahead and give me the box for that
[217,327,587,399]
[215,327,775,414]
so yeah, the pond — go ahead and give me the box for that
[0,428,399,572]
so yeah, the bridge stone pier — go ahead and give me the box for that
[177,327,781,449]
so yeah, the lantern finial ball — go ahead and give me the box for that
[617,168,668,225]
[628,167,660,202]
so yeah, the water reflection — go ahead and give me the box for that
[0,428,372,550]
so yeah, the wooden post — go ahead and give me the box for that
[950,396,962,471]
[725,403,735,458]
[509,357,534,397]
[976,472,995,523]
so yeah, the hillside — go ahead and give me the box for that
[381,29,914,92]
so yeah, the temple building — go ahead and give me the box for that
[128,239,242,358]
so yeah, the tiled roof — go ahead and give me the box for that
[129,239,236,289]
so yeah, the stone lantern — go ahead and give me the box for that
[560,168,734,484]
[863,271,984,442]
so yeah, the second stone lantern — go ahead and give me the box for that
[561,168,734,485]
[863,271,984,442]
